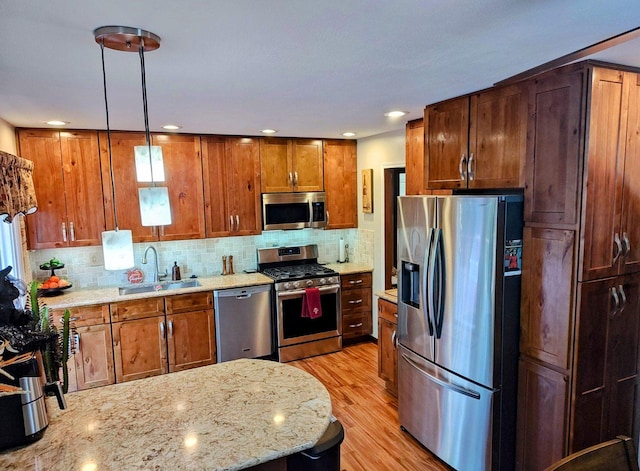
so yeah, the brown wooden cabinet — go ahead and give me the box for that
[323,140,357,229]
[165,292,216,372]
[377,298,398,396]
[518,62,640,470]
[405,118,426,195]
[17,129,106,249]
[260,138,323,193]
[100,132,205,243]
[202,136,262,237]
[341,272,372,341]
[425,84,526,190]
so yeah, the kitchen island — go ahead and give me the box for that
[0,359,332,470]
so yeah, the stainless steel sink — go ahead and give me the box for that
[118,279,201,295]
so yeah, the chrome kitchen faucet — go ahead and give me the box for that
[142,246,168,283]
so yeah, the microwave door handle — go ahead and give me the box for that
[309,200,313,223]
[424,228,435,336]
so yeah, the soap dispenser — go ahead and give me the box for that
[172,261,181,281]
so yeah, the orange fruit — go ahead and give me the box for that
[49,275,60,282]
[49,282,59,289]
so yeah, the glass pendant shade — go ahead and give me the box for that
[102,229,135,270]
[134,145,165,182]
[139,187,172,226]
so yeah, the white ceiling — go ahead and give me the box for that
[1,1,640,139]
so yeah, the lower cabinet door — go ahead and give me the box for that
[377,317,397,395]
[167,310,216,372]
[112,317,168,382]
[74,324,115,390]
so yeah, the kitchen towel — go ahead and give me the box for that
[301,287,323,319]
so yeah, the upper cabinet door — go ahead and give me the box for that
[405,118,426,195]
[323,139,357,229]
[425,96,470,190]
[292,139,323,192]
[260,138,293,192]
[202,136,230,237]
[19,129,105,249]
[59,132,106,246]
[580,68,626,281]
[620,72,640,276]
[153,134,205,241]
[524,69,585,226]
[228,137,262,235]
[469,84,526,189]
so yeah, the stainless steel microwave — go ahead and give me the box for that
[262,192,327,231]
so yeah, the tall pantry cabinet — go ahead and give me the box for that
[517,62,640,470]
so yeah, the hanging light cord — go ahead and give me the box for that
[100,38,121,231]
[138,38,156,186]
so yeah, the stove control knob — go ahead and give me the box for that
[319,278,326,285]
[327,277,335,284]
[306,280,313,287]
[283,282,292,290]
[293,281,301,289]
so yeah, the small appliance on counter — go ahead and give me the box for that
[0,352,65,451]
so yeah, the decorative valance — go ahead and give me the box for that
[0,150,38,223]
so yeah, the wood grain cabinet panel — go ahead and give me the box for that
[260,138,323,193]
[341,272,372,341]
[74,324,115,390]
[167,309,216,372]
[323,140,357,229]
[112,316,168,383]
[18,129,106,249]
[405,118,426,195]
[377,298,398,396]
[202,136,262,237]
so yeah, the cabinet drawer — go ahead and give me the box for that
[165,292,213,315]
[343,312,372,339]
[51,304,109,327]
[342,287,371,314]
[110,297,164,322]
[378,299,398,324]
[341,272,372,290]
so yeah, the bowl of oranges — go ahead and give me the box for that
[38,275,72,296]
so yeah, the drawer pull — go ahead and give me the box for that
[394,312,398,318]
[349,322,364,328]
[349,279,363,285]
[349,299,363,304]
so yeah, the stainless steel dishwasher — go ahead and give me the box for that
[213,284,273,363]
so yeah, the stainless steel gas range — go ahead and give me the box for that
[258,245,342,362]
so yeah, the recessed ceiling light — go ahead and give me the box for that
[45,120,68,126]
[341,132,356,137]
[384,111,408,118]
[162,124,182,130]
[260,129,278,134]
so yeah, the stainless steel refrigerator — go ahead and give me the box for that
[397,194,523,471]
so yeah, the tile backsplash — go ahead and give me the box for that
[29,228,374,289]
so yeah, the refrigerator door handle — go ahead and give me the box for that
[434,228,446,339]
[401,353,481,400]
[424,228,435,336]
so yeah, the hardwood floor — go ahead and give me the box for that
[290,341,451,471]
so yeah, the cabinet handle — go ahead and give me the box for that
[326,210,330,226]
[62,222,67,242]
[394,312,398,318]
[230,215,234,231]
[160,225,165,236]
[69,222,75,241]
[289,172,293,186]
[160,321,165,337]
[391,330,397,349]
[468,153,475,181]
[458,154,467,180]
[349,322,363,328]
[611,286,620,317]
[168,320,174,337]
[349,279,363,285]
[74,333,80,353]
[622,232,631,258]
[349,299,363,304]
[235,215,240,231]
[294,171,298,186]
[613,233,623,263]
[618,285,627,315]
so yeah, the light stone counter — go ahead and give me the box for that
[0,359,332,470]
[376,288,397,304]
[324,262,372,275]
[42,273,274,310]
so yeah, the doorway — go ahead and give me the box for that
[384,167,405,290]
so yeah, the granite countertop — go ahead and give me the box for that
[376,288,397,304]
[43,273,274,310]
[0,359,332,470]
[324,262,373,275]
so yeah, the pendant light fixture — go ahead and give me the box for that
[94,26,172,229]
[96,32,134,270]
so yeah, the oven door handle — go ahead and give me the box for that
[278,285,340,298]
